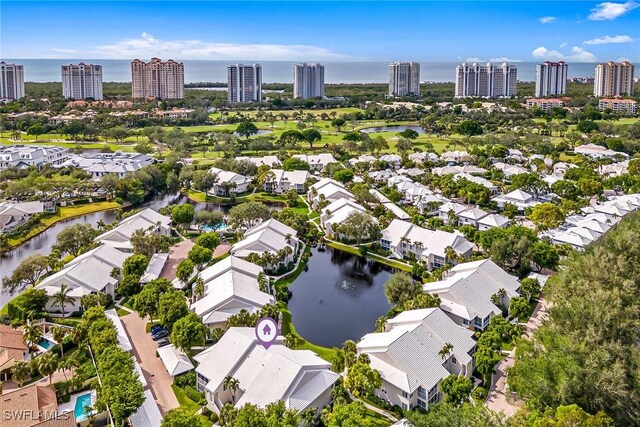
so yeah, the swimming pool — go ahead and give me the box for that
[74,392,94,421]
[37,338,55,350]
[202,223,228,232]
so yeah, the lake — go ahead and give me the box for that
[361,124,425,134]
[287,247,394,348]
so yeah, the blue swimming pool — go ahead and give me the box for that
[38,338,55,350]
[202,223,227,232]
[74,392,93,421]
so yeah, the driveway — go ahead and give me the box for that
[485,297,549,416]
[160,239,195,281]
[121,312,179,415]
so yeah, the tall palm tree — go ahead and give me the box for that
[23,321,43,352]
[53,284,75,317]
[223,376,240,404]
[36,351,59,385]
[439,343,454,361]
[259,304,281,323]
[284,334,299,349]
[50,325,67,357]
[11,361,31,387]
[193,278,205,302]
[375,316,387,333]
[70,324,87,345]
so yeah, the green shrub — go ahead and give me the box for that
[184,385,203,402]
[174,371,196,389]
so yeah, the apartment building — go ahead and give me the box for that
[389,62,421,97]
[526,98,565,111]
[0,61,25,100]
[131,58,184,99]
[594,61,635,97]
[455,62,517,98]
[598,98,638,115]
[227,64,262,102]
[293,63,324,99]
[535,61,568,97]
[61,63,104,100]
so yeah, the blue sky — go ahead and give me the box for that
[1,1,638,62]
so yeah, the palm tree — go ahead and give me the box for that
[53,284,75,317]
[300,408,317,426]
[70,324,87,345]
[23,321,43,352]
[259,304,281,323]
[11,361,31,387]
[375,316,387,333]
[193,278,205,302]
[439,343,454,361]
[219,403,237,427]
[50,325,66,357]
[36,351,59,385]
[284,333,299,349]
[223,376,240,404]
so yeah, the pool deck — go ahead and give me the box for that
[57,390,97,421]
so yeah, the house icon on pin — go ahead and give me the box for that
[262,324,272,336]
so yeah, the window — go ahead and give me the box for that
[417,387,426,400]
[451,356,457,365]
[401,403,408,410]
[417,399,426,410]
[401,391,408,398]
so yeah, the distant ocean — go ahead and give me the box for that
[4,59,599,84]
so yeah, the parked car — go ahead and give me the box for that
[150,325,164,334]
[151,329,169,341]
[156,337,171,347]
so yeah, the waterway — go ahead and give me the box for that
[0,191,277,307]
[361,124,426,134]
[287,247,394,348]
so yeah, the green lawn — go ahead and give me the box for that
[4,201,121,251]
[171,385,212,426]
[364,408,395,426]
[325,241,413,272]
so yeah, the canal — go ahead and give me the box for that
[287,247,394,348]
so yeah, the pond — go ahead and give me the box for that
[360,124,425,134]
[287,247,394,348]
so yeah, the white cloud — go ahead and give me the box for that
[532,46,597,62]
[583,34,634,45]
[465,57,484,62]
[539,16,557,24]
[489,57,522,63]
[588,1,639,20]
[71,32,350,61]
[560,42,568,48]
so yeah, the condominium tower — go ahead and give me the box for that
[227,64,262,102]
[61,63,104,100]
[293,63,325,99]
[535,61,568,97]
[593,61,635,97]
[388,62,420,97]
[455,62,517,98]
[0,62,25,100]
[131,58,184,99]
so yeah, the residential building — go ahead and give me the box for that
[307,178,354,208]
[438,202,468,224]
[598,99,638,115]
[380,219,473,270]
[227,64,262,102]
[525,98,564,111]
[477,213,511,230]
[432,165,487,176]
[236,155,281,168]
[95,208,171,252]
[408,152,439,164]
[292,153,336,172]
[57,152,154,179]
[369,189,412,221]
[357,308,476,410]
[380,153,402,169]
[208,167,251,196]
[594,61,635,97]
[389,62,421,97]
[0,201,44,233]
[61,63,103,100]
[294,63,324,99]
[0,145,69,170]
[36,245,129,313]
[320,198,376,237]
[191,256,274,329]
[157,345,195,378]
[535,61,568,97]
[455,62,517,98]
[440,150,473,163]
[262,169,312,194]
[0,385,75,427]
[131,58,184,99]
[231,219,300,271]
[574,143,629,159]
[492,189,544,211]
[458,206,490,227]
[0,61,25,100]
[423,259,521,330]
[195,327,339,413]
[0,325,29,381]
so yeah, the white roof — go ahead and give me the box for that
[292,153,336,167]
[231,218,298,258]
[358,308,475,393]
[157,345,195,376]
[95,208,171,250]
[458,207,489,221]
[236,155,281,167]
[195,328,339,411]
[140,253,168,283]
[129,390,163,427]
[381,219,473,258]
[105,309,133,352]
[209,167,251,185]
[423,259,520,321]
[36,245,128,296]
[269,169,311,186]
[477,213,510,228]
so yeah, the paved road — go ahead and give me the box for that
[121,312,179,415]
[485,297,549,416]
